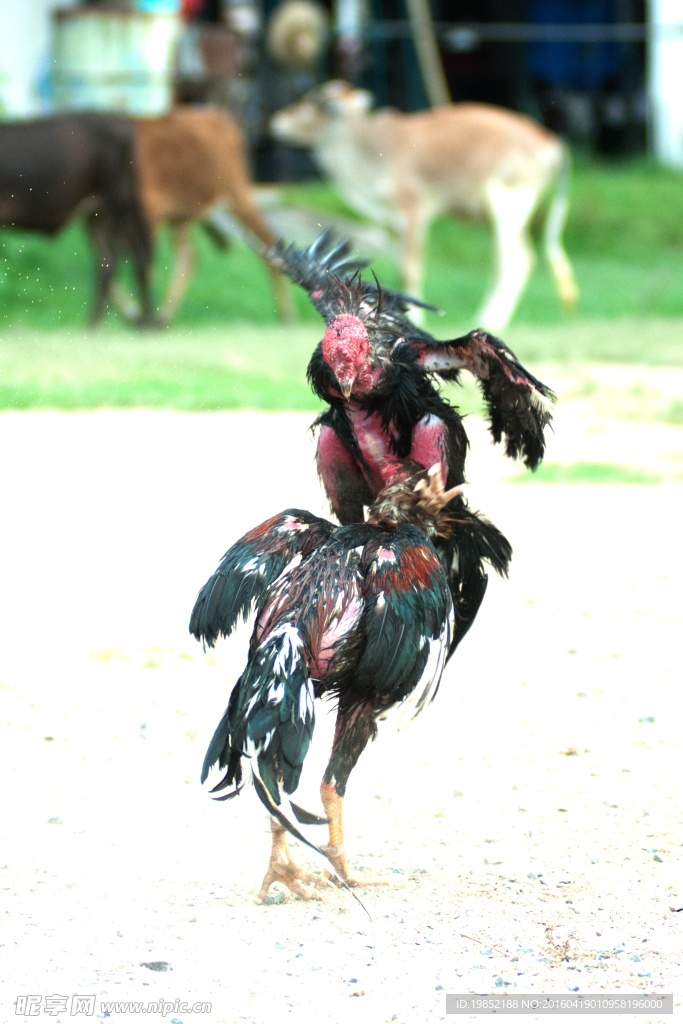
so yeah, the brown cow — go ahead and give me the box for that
[132,106,293,322]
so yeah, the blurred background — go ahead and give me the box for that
[1,0,677,158]
[0,0,682,416]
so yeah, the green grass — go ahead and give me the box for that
[508,461,667,484]
[1,159,683,410]
[661,399,683,426]
[1,159,683,335]
[499,316,683,367]
[0,325,323,411]
[0,225,300,332]
[272,159,683,325]
[1,315,682,411]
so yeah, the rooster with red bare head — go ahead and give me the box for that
[270,231,555,653]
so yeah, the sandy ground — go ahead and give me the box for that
[0,389,681,1024]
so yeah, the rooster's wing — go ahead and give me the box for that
[271,229,441,325]
[358,525,453,721]
[189,509,334,647]
[408,328,556,470]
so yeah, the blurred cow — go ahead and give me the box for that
[271,81,579,330]
[0,113,155,326]
[1,108,292,328]
[132,106,292,323]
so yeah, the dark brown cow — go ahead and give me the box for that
[0,113,156,326]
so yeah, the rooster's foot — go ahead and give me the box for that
[255,822,335,904]
[322,843,389,889]
[322,868,389,889]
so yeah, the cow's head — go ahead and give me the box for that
[270,80,373,146]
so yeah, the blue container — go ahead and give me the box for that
[134,1,181,12]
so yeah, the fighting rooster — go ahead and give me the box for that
[270,231,555,653]
[191,464,471,901]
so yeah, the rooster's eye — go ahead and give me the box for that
[335,329,341,338]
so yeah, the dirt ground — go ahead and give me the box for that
[0,378,681,1023]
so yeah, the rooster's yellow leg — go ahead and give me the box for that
[255,818,335,904]
[320,780,388,888]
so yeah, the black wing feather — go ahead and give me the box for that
[271,229,441,325]
[441,498,512,657]
[268,230,366,319]
[410,328,556,469]
[357,526,452,704]
[189,509,334,647]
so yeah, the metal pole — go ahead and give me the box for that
[404,0,450,107]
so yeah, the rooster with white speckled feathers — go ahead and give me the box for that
[191,463,474,902]
[270,231,555,654]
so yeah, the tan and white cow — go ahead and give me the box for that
[271,81,578,330]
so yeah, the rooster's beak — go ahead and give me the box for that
[338,380,353,399]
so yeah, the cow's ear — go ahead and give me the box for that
[318,79,350,112]
[319,80,372,115]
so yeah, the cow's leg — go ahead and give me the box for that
[264,258,295,324]
[395,189,429,324]
[478,181,538,332]
[543,180,579,312]
[224,193,294,323]
[86,214,118,327]
[122,213,157,328]
[109,281,141,322]
[102,230,141,323]
[161,223,195,323]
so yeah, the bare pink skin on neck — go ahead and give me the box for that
[318,410,449,511]
[318,311,449,506]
